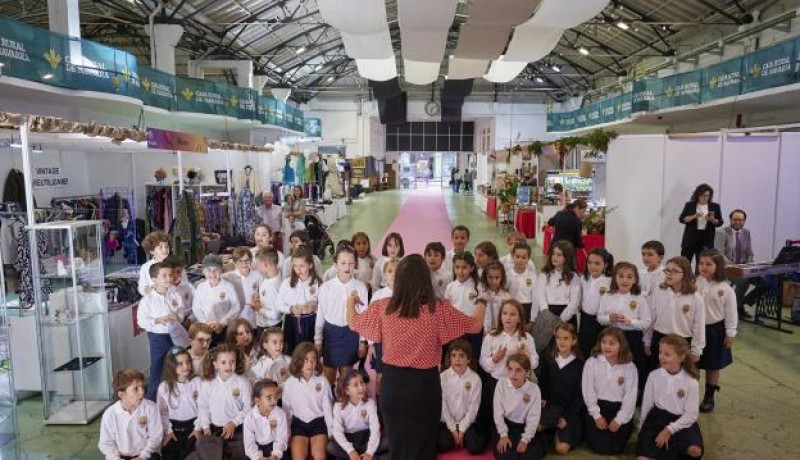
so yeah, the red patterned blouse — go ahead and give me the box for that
[352,297,475,369]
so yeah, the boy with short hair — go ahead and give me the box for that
[163,255,194,319]
[438,340,486,455]
[188,323,213,375]
[444,225,471,275]
[426,242,453,300]
[99,369,163,459]
[500,231,537,275]
[506,243,538,323]
[192,255,240,345]
[138,231,171,296]
[640,240,666,299]
[137,262,187,401]
[223,246,264,326]
[253,247,285,334]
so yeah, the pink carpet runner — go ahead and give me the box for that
[370,190,494,459]
[374,189,455,256]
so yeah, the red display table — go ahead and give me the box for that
[515,208,536,238]
[487,196,498,219]
[542,226,605,273]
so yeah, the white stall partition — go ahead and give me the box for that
[774,132,800,256]
[719,134,781,261]
[605,135,666,264]
[661,135,723,257]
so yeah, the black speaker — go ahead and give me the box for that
[442,79,474,101]
[441,102,462,122]
[378,92,407,124]
[369,78,401,100]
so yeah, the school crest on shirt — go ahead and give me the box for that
[232,387,240,398]
[269,419,278,430]
[138,415,148,426]
[522,394,531,404]
[219,292,226,300]
[315,383,322,393]
[526,278,533,287]
[310,286,317,295]
[280,368,288,377]
[438,279,444,287]
[682,304,691,314]
[599,287,608,295]
[171,299,178,308]
[629,300,637,310]
[677,389,686,399]
[192,390,198,400]
[717,289,725,297]
[464,381,472,391]
[261,290,266,297]
[253,283,259,290]
[370,261,375,269]
[519,343,526,352]
[617,376,625,385]
[360,409,368,420]
[184,293,190,302]
[468,292,477,301]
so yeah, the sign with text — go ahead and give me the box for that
[146,127,207,153]
[702,57,743,102]
[32,162,69,189]
[742,39,796,93]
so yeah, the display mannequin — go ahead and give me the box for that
[283,155,295,184]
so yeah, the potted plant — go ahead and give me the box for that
[583,207,606,235]
[496,175,520,213]
[527,141,545,158]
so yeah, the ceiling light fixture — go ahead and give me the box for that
[535,77,545,83]
[42,73,54,80]
[314,64,323,71]
[296,46,306,55]
[327,76,334,82]
[578,47,589,55]
[616,20,629,30]
[551,64,561,72]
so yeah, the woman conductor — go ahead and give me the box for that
[347,254,486,460]
[680,183,723,269]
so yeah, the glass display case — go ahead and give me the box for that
[543,170,594,201]
[0,240,20,454]
[28,220,113,424]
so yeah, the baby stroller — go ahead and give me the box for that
[304,212,335,260]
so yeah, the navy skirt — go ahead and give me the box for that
[698,320,733,370]
[584,400,634,455]
[494,418,545,460]
[284,313,316,354]
[578,312,603,358]
[636,406,704,459]
[291,416,328,438]
[539,403,583,449]
[323,321,360,367]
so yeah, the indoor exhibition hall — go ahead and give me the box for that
[1,1,799,459]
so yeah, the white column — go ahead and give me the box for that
[47,0,80,37]
[253,75,269,92]
[272,88,291,102]
[187,60,254,88]
[150,24,184,75]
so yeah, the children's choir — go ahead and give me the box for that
[104,223,735,459]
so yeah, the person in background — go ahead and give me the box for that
[679,183,723,270]
[454,170,463,194]
[714,209,755,319]
[258,191,283,253]
[138,231,172,297]
[549,200,588,254]
[552,183,570,207]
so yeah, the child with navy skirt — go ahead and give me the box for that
[278,247,321,355]
[579,249,613,359]
[445,251,484,363]
[537,323,584,455]
[636,334,704,459]
[582,327,638,455]
[243,379,289,460]
[282,342,333,460]
[370,257,398,400]
[598,262,652,398]
[315,246,369,385]
[328,370,388,459]
[696,249,737,413]
[493,353,545,460]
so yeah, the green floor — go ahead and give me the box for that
[9,188,800,459]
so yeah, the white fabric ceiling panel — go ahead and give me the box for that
[483,60,529,83]
[503,27,563,62]
[401,30,451,62]
[404,60,441,85]
[447,58,489,79]
[468,0,540,26]
[341,31,394,59]
[525,0,610,28]
[454,24,513,60]
[317,0,388,34]
[355,57,398,81]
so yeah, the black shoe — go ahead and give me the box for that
[700,384,719,413]
[739,309,752,320]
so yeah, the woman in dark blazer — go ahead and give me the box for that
[680,183,723,268]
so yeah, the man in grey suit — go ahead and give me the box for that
[715,209,754,318]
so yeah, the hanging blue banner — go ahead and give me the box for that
[701,57,743,102]
[305,117,322,138]
[632,79,663,113]
[742,39,796,93]
[661,70,701,108]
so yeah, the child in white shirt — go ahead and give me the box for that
[505,243,537,324]
[282,230,323,278]
[579,249,614,359]
[196,344,253,459]
[249,327,291,385]
[193,255,240,346]
[445,251,483,361]
[479,261,512,332]
[253,247,284,336]
[372,232,404,290]
[639,240,666,300]
[351,232,377,290]
[224,246,264,326]
[252,224,285,271]
[164,255,195,326]
[138,231,171,297]
[278,247,322,355]
[443,225,471,275]
[157,347,202,459]
[438,341,485,455]
[493,353,544,459]
[328,370,388,459]
[500,231,537,276]
[244,379,289,460]
[426,242,453,300]
[99,369,163,460]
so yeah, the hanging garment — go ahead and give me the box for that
[306,159,316,184]
[172,191,201,265]
[295,154,307,186]
[3,169,30,211]
[11,217,52,309]
[234,187,260,245]
[283,156,295,184]
[271,183,283,205]
[327,162,343,197]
